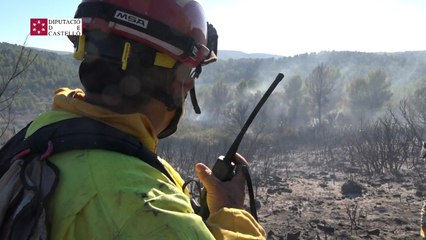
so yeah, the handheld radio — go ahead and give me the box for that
[198,73,284,220]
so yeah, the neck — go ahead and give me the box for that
[84,93,175,136]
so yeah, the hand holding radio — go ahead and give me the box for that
[195,153,248,214]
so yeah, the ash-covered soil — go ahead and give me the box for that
[250,154,425,240]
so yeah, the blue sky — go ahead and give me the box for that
[1,0,425,56]
[0,0,80,52]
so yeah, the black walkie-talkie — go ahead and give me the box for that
[198,73,284,220]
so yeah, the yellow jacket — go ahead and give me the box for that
[26,88,265,239]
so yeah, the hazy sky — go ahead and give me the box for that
[1,0,425,56]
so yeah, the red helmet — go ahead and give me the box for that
[72,0,217,68]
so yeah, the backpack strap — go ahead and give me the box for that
[0,122,32,176]
[2,117,175,185]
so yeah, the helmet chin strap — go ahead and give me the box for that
[189,88,201,114]
[189,64,203,114]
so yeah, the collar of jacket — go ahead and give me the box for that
[51,88,158,151]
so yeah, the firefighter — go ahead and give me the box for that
[25,0,266,239]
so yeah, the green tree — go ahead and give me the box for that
[204,81,231,125]
[305,63,336,126]
[0,41,37,140]
[284,75,304,128]
[236,78,258,97]
[347,69,392,119]
[347,77,369,117]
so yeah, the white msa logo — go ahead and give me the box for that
[114,10,148,28]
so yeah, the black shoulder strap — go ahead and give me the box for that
[0,122,32,176]
[1,117,175,185]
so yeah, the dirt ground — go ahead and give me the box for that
[252,157,425,240]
